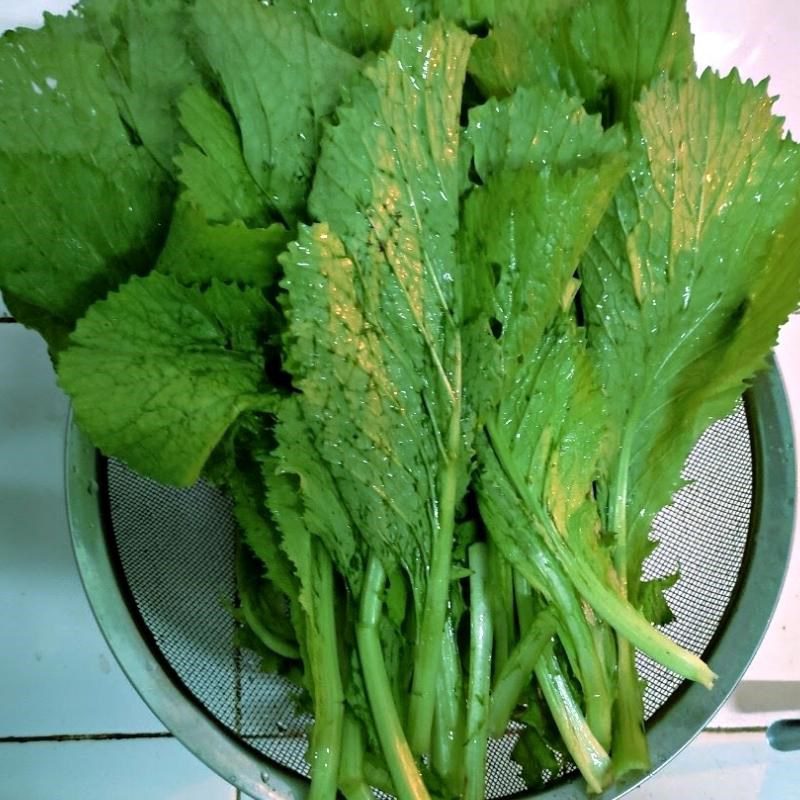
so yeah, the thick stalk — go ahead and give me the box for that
[535,645,612,794]
[408,391,462,756]
[487,538,514,676]
[357,555,430,800]
[431,617,464,793]
[339,715,376,800]
[307,543,345,800]
[612,638,651,776]
[363,760,395,796]
[610,413,651,773]
[523,546,613,749]
[489,610,557,737]
[514,570,536,631]
[486,422,716,688]
[464,543,493,800]
[610,407,641,590]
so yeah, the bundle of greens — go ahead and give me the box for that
[3,0,799,797]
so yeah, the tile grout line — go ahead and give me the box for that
[703,726,768,734]
[0,732,173,744]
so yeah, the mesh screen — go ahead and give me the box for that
[104,401,752,798]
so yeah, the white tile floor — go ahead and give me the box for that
[0,738,235,800]
[2,1,800,799]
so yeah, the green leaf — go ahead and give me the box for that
[278,228,436,588]
[271,397,366,596]
[235,529,300,658]
[156,201,291,288]
[568,0,694,122]
[512,717,564,790]
[468,0,693,122]
[192,0,359,223]
[460,159,626,412]
[468,0,596,102]
[580,70,800,596]
[638,572,678,627]
[483,322,611,577]
[280,0,424,55]
[0,22,168,344]
[58,273,277,486]
[466,86,626,183]
[174,85,267,225]
[286,20,474,588]
[78,0,199,173]
[225,439,300,603]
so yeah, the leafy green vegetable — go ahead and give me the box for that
[58,273,278,486]
[298,19,476,764]
[192,0,359,223]
[469,0,693,122]
[467,85,627,181]
[280,0,424,55]
[173,84,268,226]
[579,69,800,775]
[156,201,290,289]
[3,2,799,798]
[78,0,199,172]
[0,21,168,347]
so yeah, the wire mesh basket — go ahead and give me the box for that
[65,364,795,799]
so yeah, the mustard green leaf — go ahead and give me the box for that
[460,159,626,411]
[156,201,291,288]
[569,0,694,122]
[581,70,800,594]
[468,0,693,121]
[78,0,199,173]
[468,0,595,102]
[280,0,425,55]
[192,0,359,223]
[58,273,277,486]
[466,85,626,183]
[0,22,169,344]
[288,21,475,587]
[174,84,267,225]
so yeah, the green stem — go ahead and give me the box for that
[357,555,430,800]
[610,410,651,776]
[486,421,716,689]
[535,644,611,795]
[527,547,613,749]
[431,617,464,794]
[464,543,493,800]
[610,405,641,590]
[339,715,376,800]
[612,637,651,777]
[363,759,395,796]
[489,610,557,738]
[307,543,345,800]
[514,570,535,631]
[409,399,462,756]
[487,538,514,676]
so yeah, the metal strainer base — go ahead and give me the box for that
[66,367,795,800]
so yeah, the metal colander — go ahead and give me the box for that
[66,365,795,800]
